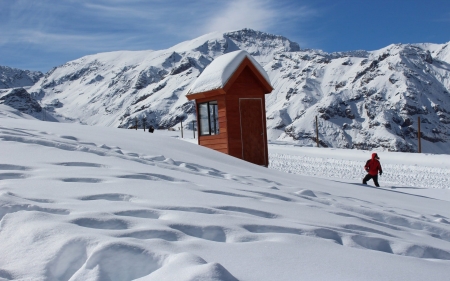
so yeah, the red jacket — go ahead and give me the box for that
[365,153,382,176]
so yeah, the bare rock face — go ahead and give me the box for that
[0,66,43,89]
[0,88,42,115]
[268,43,450,153]
[25,29,450,153]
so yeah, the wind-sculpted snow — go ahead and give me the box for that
[0,114,449,280]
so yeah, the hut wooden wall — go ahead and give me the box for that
[196,95,228,154]
[225,66,269,166]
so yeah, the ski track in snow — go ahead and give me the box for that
[269,153,450,189]
[0,117,450,280]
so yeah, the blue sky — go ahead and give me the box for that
[1,0,449,72]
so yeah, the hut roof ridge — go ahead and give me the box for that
[187,50,271,95]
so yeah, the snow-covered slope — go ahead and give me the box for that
[28,29,450,153]
[0,65,43,89]
[0,110,449,280]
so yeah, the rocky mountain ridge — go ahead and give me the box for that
[0,66,43,89]
[0,88,42,117]
[4,29,450,153]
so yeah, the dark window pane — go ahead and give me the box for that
[199,103,210,135]
[198,101,219,136]
[209,102,219,135]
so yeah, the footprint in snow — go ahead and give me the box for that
[114,209,160,219]
[0,164,31,171]
[60,178,103,183]
[215,206,277,218]
[158,206,221,215]
[118,229,179,241]
[0,172,28,180]
[169,224,228,242]
[54,162,105,168]
[201,190,256,199]
[5,192,54,203]
[71,217,129,230]
[117,173,184,182]
[79,193,134,202]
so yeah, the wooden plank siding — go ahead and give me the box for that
[225,66,270,166]
[195,95,229,154]
[198,135,228,141]
[200,138,228,145]
[186,57,272,166]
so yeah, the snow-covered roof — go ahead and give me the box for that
[188,50,271,95]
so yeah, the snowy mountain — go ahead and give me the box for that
[268,43,450,153]
[27,29,450,153]
[0,65,43,89]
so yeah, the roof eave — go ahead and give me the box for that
[223,57,273,94]
[186,88,227,101]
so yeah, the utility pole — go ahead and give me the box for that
[418,116,421,153]
[315,116,319,148]
[181,120,183,138]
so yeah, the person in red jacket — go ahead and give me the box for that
[363,153,383,187]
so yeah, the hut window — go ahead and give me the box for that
[199,101,219,135]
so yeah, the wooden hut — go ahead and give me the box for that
[186,50,273,166]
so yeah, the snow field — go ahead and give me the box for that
[0,112,450,280]
[269,150,450,189]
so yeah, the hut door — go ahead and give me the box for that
[239,98,266,165]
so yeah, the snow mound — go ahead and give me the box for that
[295,189,317,197]
[0,114,450,280]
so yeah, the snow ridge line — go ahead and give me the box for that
[0,127,281,188]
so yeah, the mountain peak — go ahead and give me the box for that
[18,30,450,154]
[0,65,43,89]
[225,28,300,54]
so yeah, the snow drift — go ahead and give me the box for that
[0,106,449,280]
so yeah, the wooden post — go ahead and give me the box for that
[315,116,319,147]
[192,120,195,139]
[181,120,183,138]
[418,116,421,153]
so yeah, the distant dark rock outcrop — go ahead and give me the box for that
[0,88,42,115]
